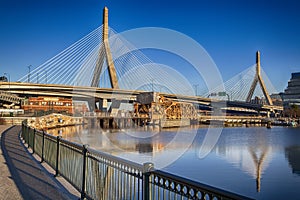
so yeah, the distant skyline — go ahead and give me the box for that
[1,0,300,92]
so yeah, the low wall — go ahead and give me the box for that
[0,117,28,125]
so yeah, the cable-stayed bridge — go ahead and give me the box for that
[205,62,277,103]
[0,7,282,117]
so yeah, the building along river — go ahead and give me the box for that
[47,125,300,199]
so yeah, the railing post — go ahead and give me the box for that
[23,123,26,139]
[55,136,61,177]
[21,123,24,139]
[41,130,45,163]
[143,162,154,200]
[28,127,31,148]
[81,144,89,200]
[24,125,27,143]
[32,129,36,154]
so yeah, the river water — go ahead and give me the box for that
[48,125,300,199]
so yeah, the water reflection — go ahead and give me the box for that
[285,146,300,176]
[211,128,272,192]
[249,146,270,192]
[47,125,300,199]
[46,125,173,154]
[47,124,199,169]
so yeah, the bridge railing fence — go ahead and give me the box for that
[59,137,84,192]
[21,121,251,200]
[34,130,43,157]
[149,169,249,200]
[43,134,57,170]
[86,147,144,200]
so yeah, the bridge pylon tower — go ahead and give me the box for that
[91,7,119,89]
[246,51,273,105]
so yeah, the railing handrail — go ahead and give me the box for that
[152,169,252,200]
[60,137,84,152]
[87,147,144,172]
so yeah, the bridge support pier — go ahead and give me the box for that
[98,98,108,112]
[109,99,121,115]
[246,51,273,105]
[102,118,109,129]
[91,7,119,89]
[87,99,96,112]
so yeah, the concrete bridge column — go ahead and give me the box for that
[87,99,96,112]
[99,119,104,128]
[103,118,109,129]
[118,118,123,129]
[98,98,108,112]
[109,99,121,116]
[133,119,137,127]
[112,119,118,129]
[90,118,96,128]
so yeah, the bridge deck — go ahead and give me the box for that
[0,82,283,113]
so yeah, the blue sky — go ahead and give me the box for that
[0,0,299,92]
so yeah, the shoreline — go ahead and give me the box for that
[1,114,299,131]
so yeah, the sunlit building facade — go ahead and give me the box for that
[22,96,88,114]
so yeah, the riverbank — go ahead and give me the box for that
[0,117,29,125]
[1,114,299,129]
[25,113,83,130]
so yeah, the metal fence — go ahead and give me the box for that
[21,122,251,200]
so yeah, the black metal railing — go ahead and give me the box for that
[21,121,252,200]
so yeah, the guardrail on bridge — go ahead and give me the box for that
[21,122,251,200]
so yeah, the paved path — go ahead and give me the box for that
[0,126,78,200]
[0,125,22,200]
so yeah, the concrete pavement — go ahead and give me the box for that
[0,125,79,200]
[0,125,22,200]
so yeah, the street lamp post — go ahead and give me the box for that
[193,84,199,96]
[159,85,162,93]
[4,73,10,92]
[151,79,154,92]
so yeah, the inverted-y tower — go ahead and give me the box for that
[246,51,273,105]
[91,7,119,89]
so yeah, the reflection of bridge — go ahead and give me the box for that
[0,7,282,118]
[215,132,271,192]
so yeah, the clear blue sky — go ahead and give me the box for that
[0,0,299,92]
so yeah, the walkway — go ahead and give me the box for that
[0,125,21,200]
[0,125,78,200]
